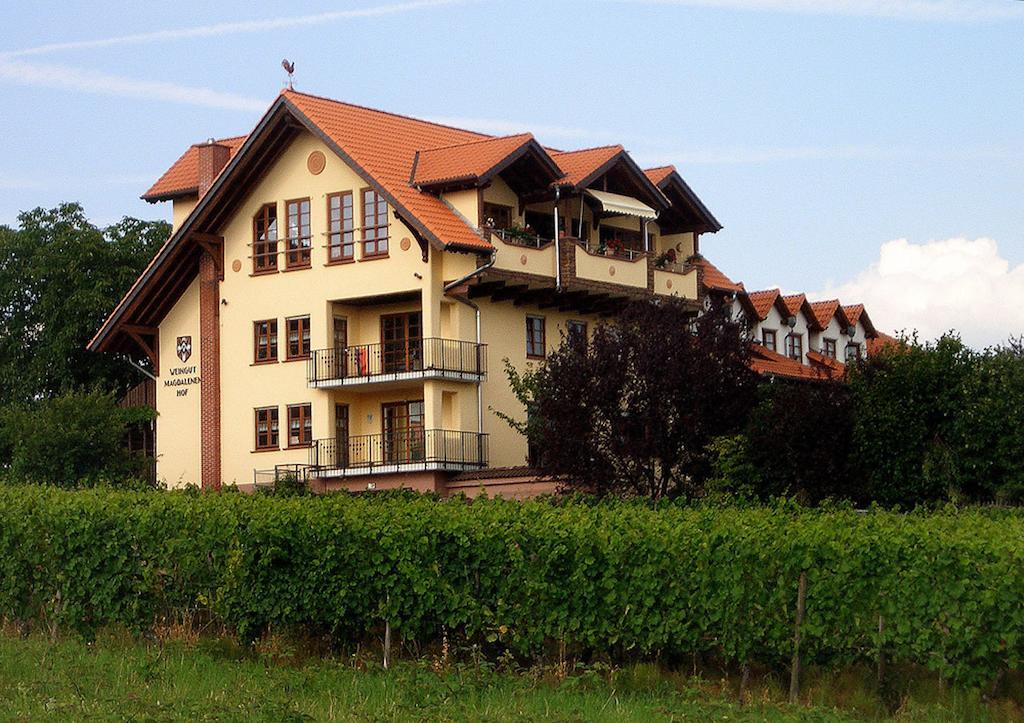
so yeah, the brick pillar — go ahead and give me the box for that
[199,251,222,490]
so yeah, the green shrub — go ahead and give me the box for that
[0,390,154,486]
[0,486,1019,687]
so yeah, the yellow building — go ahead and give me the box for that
[89,90,721,494]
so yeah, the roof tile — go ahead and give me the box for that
[411,133,535,186]
[143,136,246,200]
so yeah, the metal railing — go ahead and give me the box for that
[487,227,552,249]
[579,240,647,261]
[308,338,486,385]
[310,429,488,472]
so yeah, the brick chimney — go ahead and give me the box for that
[196,140,230,198]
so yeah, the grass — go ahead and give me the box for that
[0,631,1019,721]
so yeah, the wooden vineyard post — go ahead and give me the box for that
[877,614,886,686]
[789,571,808,705]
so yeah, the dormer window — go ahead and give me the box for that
[762,329,777,352]
[845,343,862,363]
[823,338,837,358]
[252,203,278,274]
[785,333,803,361]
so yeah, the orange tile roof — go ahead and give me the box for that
[750,343,833,380]
[842,304,865,326]
[809,299,842,329]
[644,165,676,186]
[410,133,535,186]
[806,349,846,376]
[691,256,743,293]
[746,289,782,320]
[281,90,492,251]
[781,293,807,318]
[867,331,900,355]
[551,145,623,187]
[143,135,246,200]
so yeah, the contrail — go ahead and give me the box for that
[0,59,265,112]
[0,0,466,59]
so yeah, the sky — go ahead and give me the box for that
[0,0,1022,347]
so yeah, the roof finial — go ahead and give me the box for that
[281,59,295,90]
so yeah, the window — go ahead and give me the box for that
[482,202,513,229]
[286,316,311,360]
[567,320,587,346]
[252,203,278,273]
[255,407,279,450]
[361,189,389,257]
[382,400,425,463]
[785,333,803,361]
[526,316,546,359]
[253,319,278,363]
[327,192,355,263]
[287,404,312,448]
[823,338,837,358]
[762,329,777,352]
[285,198,311,268]
[845,343,862,363]
[599,225,643,255]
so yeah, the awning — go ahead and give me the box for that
[585,189,658,220]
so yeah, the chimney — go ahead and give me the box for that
[196,139,230,198]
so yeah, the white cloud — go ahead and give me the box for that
[0,0,466,59]
[811,237,1024,348]
[0,59,265,111]
[611,0,1024,22]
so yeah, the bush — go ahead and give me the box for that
[0,486,1020,687]
[0,390,154,486]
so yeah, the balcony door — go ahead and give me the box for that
[334,403,349,468]
[332,316,348,378]
[382,400,424,464]
[380,312,423,374]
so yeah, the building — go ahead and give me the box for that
[88,89,722,492]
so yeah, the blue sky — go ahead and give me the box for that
[1,0,1022,344]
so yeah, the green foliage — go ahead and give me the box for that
[0,390,154,486]
[0,486,1020,688]
[0,203,168,404]
[849,334,1024,507]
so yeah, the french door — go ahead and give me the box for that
[334,403,350,467]
[380,312,423,374]
[332,316,348,377]
[382,400,425,464]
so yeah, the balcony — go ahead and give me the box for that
[308,338,487,388]
[309,429,489,477]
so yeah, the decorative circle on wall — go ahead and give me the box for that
[306,150,326,175]
[400,237,412,251]
[666,279,673,289]
[231,259,242,273]
[608,266,616,277]
[520,254,528,266]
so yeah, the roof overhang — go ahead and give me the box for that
[655,170,723,234]
[585,189,658,220]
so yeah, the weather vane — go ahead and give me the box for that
[282,59,295,90]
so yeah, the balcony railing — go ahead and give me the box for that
[579,240,647,261]
[309,429,488,474]
[308,338,486,387]
[487,227,553,249]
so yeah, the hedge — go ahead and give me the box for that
[0,486,1021,687]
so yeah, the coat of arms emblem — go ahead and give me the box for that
[176,336,192,363]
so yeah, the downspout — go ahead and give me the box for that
[553,186,562,290]
[444,249,497,441]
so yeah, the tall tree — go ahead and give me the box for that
[0,204,167,403]
[501,300,759,499]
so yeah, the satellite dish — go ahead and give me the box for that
[846,325,857,337]
[786,316,797,328]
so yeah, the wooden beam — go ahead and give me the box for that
[123,327,159,376]
[491,284,530,302]
[191,232,224,281]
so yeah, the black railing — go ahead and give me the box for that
[310,429,488,472]
[308,338,486,385]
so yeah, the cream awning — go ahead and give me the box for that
[585,189,658,220]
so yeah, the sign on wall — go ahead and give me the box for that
[165,334,200,397]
